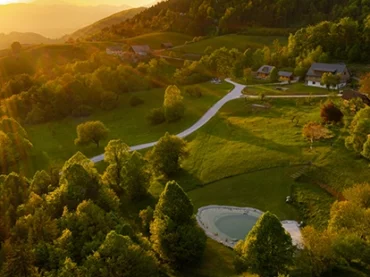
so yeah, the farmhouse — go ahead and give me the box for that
[305,63,350,89]
[278,71,294,82]
[106,45,124,56]
[161,42,173,49]
[257,65,275,79]
[129,45,152,56]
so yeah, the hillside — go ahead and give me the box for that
[67,7,146,40]
[0,32,61,51]
[94,0,370,37]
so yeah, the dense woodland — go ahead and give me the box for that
[96,0,370,37]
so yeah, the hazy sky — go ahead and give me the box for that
[0,0,151,7]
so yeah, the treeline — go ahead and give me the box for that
[0,51,174,124]
[0,134,206,276]
[91,0,370,37]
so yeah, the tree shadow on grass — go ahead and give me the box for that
[175,168,204,192]
[208,119,299,156]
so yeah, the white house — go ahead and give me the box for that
[106,45,124,56]
[305,63,350,89]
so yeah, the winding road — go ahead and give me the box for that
[90,79,340,163]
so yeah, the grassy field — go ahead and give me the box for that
[23,82,233,175]
[172,34,288,55]
[125,32,192,50]
[188,167,300,220]
[243,83,336,95]
[181,98,329,187]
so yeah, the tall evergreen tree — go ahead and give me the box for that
[234,212,294,277]
[150,181,206,267]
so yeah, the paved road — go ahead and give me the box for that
[90,80,339,163]
[90,79,244,163]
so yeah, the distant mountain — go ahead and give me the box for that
[67,7,146,40]
[0,2,131,38]
[0,32,61,51]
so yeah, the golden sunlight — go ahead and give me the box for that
[0,0,16,4]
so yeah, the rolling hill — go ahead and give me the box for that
[67,7,146,40]
[0,32,61,51]
[0,2,130,38]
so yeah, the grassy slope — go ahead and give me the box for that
[172,34,288,54]
[188,167,299,220]
[24,82,233,174]
[181,98,327,187]
[68,7,146,40]
[244,83,336,95]
[125,32,192,49]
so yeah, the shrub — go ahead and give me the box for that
[72,105,93,117]
[185,87,202,98]
[100,91,118,111]
[129,95,144,107]
[320,101,344,124]
[147,108,165,125]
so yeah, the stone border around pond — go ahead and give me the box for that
[196,205,303,248]
[196,205,264,248]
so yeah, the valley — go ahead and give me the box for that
[1,1,370,276]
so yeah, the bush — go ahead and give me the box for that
[321,101,343,124]
[147,108,165,125]
[129,95,144,107]
[100,91,118,111]
[72,105,93,117]
[185,87,202,98]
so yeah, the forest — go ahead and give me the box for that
[93,0,370,37]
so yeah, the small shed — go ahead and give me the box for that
[278,71,293,81]
[161,42,173,49]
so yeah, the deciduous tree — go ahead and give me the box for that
[163,85,185,122]
[75,121,109,148]
[149,132,188,176]
[302,122,332,150]
[320,101,344,124]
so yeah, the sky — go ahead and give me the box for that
[0,0,148,6]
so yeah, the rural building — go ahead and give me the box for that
[256,65,275,79]
[129,45,152,56]
[342,89,370,105]
[305,63,350,89]
[106,45,124,56]
[161,42,173,49]
[278,71,294,81]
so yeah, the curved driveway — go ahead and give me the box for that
[91,79,339,163]
[91,79,244,163]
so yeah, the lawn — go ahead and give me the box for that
[172,34,288,55]
[23,82,233,176]
[188,167,300,220]
[125,32,192,50]
[243,83,337,95]
[181,98,330,187]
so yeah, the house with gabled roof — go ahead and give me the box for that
[256,65,275,79]
[129,45,152,56]
[305,63,350,89]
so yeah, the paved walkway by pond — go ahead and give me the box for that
[90,79,339,163]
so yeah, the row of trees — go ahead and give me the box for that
[0,131,206,275]
[0,50,174,124]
